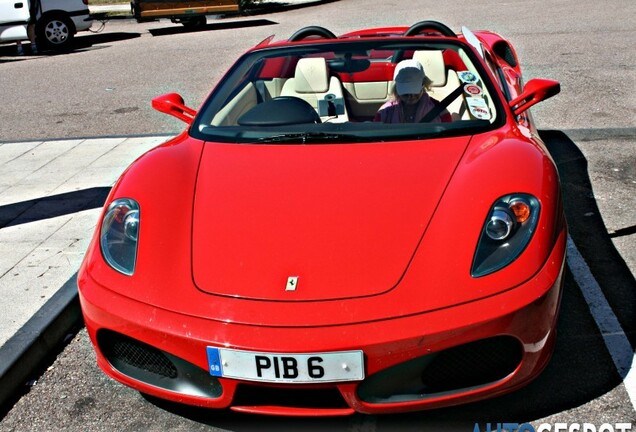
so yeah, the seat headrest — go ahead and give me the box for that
[412,50,447,86]
[293,57,330,93]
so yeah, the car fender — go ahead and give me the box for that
[81,133,205,301]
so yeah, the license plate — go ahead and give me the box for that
[206,347,364,383]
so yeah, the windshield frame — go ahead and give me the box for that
[189,38,507,144]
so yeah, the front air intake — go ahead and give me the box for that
[99,330,178,379]
[96,329,222,398]
[358,335,523,403]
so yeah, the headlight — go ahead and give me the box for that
[100,198,140,276]
[471,194,540,277]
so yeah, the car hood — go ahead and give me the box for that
[192,138,470,301]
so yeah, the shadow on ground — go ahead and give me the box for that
[148,18,276,37]
[0,32,140,60]
[239,0,339,16]
[0,187,111,228]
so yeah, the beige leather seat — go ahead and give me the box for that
[412,50,468,120]
[280,57,349,123]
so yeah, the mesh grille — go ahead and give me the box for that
[99,331,178,379]
[421,336,522,393]
[358,335,523,403]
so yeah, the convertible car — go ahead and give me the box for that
[78,21,566,416]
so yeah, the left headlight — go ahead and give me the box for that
[100,198,140,276]
[471,194,540,277]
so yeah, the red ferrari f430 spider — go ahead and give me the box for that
[78,21,565,416]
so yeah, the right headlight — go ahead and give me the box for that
[100,198,140,276]
[471,194,540,277]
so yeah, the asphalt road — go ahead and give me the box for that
[1,0,635,430]
[0,0,634,140]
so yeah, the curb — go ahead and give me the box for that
[0,274,83,412]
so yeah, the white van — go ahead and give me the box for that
[0,0,92,51]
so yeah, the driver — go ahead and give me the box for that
[374,59,452,123]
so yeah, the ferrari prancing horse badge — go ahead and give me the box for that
[286,276,298,291]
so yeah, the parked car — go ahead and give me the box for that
[0,0,92,51]
[130,0,238,27]
[78,20,565,416]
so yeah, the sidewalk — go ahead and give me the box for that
[0,135,171,409]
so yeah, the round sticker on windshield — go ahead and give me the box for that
[458,71,478,83]
[464,84,483,96]
[466,96,491,120]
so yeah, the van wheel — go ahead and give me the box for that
[37,14,74,50]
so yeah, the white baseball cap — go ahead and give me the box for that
[394,59,426,96]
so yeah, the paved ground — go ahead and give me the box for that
[0,136,168,347]
[0,0,634,427]
[0,135,170,410]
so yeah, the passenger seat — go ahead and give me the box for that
[413,50,468,120]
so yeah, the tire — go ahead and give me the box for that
[181,16,206,28]
[36,14,74,51]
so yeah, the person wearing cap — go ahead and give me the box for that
[374,59,451,123]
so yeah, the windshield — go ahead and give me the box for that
[191,39,504,143]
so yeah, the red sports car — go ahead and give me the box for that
[78,20,566,416]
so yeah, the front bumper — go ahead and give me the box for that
[79,230,566,416]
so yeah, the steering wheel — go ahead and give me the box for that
[404,20,456,37]
[288,26,337,41]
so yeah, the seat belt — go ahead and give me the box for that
[419,85,464,123]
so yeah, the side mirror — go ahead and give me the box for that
[509,79,560,116]
[151,93,196,124]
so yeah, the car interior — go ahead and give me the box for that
[203,41,498,134]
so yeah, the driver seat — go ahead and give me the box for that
[280,57,349,123]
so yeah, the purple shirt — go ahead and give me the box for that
[374,94,450,123]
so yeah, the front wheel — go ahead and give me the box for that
[37,14,74,50]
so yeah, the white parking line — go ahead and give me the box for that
[567,236,636,409]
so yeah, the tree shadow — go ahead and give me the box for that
[0,187,111,228]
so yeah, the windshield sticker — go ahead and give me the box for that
[458,71,478,84]
[463,84,483,97]
[466,97,491,120]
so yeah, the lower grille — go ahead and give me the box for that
[99,330,178,379]
[358,335,523,403]
[421,336,522,393]
[97,330,222,398]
